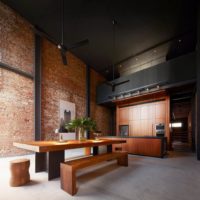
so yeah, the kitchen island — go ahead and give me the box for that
[100,136,167,158]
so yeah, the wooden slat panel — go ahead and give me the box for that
[102,137,165,158]
[116,93,170,145]
[119,107,129,123]
[148,103,155,120]
[141,105,148,120]
[155,102,166,119]
[130,120,140,136]
[127,138,162,157]
[132,105,140,120]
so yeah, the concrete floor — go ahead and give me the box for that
[1,150,200,200]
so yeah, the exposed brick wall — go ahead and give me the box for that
[0,2,111,156]
[0,70,34,156]
[0,1,34,157]
[41,39,112,139]
[0,2,34,74]
[41,39,87,140]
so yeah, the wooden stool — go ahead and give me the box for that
[10,158,30,187]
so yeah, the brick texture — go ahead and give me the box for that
[41,39,112,140]
[0,2,34,74]
[0,2,34,157]
[0,2,111,157]
[0,70,34,156]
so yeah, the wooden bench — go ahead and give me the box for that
[60,151,128,195]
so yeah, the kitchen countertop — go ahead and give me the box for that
[101,136,167,139]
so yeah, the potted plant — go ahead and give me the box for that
[65,117,96,141]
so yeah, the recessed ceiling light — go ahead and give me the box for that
[178,39,182,43]
[135,58,138,61]
[105,69,109,73]
[153,49,157,53]
[119,64,122,68]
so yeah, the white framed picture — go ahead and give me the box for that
[59,100,75,133]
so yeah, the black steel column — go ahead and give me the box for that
[197,2,200,160]
[35,34,42,141]
[86,65,90,139]
[191,95,196,152]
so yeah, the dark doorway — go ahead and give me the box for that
[169,85,195,152]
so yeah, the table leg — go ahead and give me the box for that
[35,152,47,172]
[107,144,112,153]
[47,150,65,180]
[93,146,99,155]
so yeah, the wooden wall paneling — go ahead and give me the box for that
[127,138,162,157]
[141,105,148,120]
[148,103,156,119]
[148,103,155,136]
[116,106,119,135]
[116,92,170,146]
[129,107,133,121]
[165,96,171,148]
[140,119,148,136]
[119,107,129,123]
[132,105,140,120]
[129,120,138,136]
[102,137,165,157]
[155,102,166,119]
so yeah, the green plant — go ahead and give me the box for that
[65,117,96,140]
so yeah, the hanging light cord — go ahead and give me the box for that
[61,0,64,46]
[112,19,116,81]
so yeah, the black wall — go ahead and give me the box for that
[196,3,200,160]
[97,52,196,104]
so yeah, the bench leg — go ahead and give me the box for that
[117,154,128,166]
[60,163,77,196]
[84,147,91,156]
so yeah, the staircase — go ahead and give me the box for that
[171,131,191,152]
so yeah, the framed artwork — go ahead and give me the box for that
[59,100,75,132]
[119,125,129,137]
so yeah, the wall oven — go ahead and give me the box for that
[155,123,165,137]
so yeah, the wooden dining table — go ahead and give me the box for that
[13,139,126,180]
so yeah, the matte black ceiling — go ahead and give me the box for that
[2,0,197,79]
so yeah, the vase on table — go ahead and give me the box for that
[78,128,86,141]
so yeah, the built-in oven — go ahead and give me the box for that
[155,123,165,137]
[119,125,129,137]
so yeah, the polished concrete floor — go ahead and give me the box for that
[1,150,200,200]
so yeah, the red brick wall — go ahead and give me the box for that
[0,70,34,156]
[41,39,112,139]
[0,2,34,74]
[0,2,111,156]
[41,39,87,140]
[0,2,34,156]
